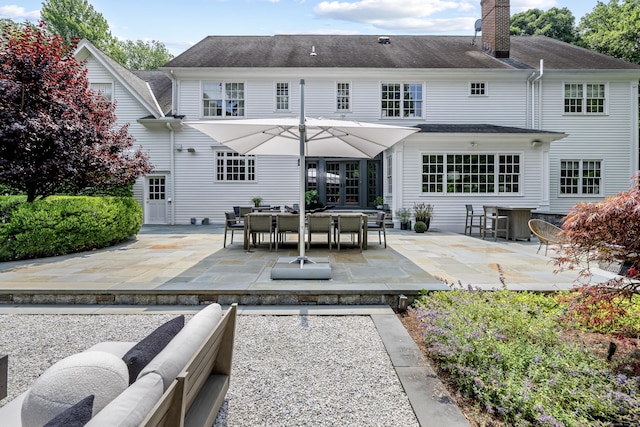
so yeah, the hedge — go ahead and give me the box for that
[0,196,142,261]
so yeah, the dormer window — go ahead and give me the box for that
[90,83,113,103]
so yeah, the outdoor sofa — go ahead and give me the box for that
[0,303,237,427]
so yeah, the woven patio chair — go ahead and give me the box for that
[528,219,563,255]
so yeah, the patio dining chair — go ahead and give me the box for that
[483,206,509,241]
[223,211,244,248]
[528,219,563,255]
[464,204,484,236]
[275,214,300,252]
[306,215,333,251]
[367,211,387,248]
[247,214,274,251]
[336,215,363,252]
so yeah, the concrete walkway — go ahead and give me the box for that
[0,225,614,299]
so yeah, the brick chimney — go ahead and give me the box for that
[481,0,510,58]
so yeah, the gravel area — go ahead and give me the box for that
[0,314,419,426]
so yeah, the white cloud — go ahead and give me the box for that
[511,0,557,13]
[0,5,40,21]
[371,16,477,33]
[314,0,475,22]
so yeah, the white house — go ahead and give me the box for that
[74,0,640,232]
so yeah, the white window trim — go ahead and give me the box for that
[562,82,608,116]
[201,80,247,119]
[335,81,352,113]
[90,82,114,102]
[274,81,291,112]
[214,150,257,182]
[420,151,524,195]
[558,158,604,197]
[469,81,488,97]
[380,81,425,119]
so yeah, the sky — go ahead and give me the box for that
[2,1,596,56]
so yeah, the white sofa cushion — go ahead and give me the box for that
[138,303,222,389]
[85,372,164,427]
[21,351,129,427]
[86,342,137,358]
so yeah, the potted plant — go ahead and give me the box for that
[374,196,384,209]
[396,208,411,230]
[414,221,427,233]
[413,202,433,231]
[251,196,263,208]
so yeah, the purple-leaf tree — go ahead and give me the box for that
[0,22,153,202]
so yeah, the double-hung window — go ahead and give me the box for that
[90,82,113,103]
[560,160,602,196]
[421,153,521,194]
[276,82,289,111]
[203,82,245,117]
[216,151,255,181]
[381,83,423,118]
[337,82,350,111]
[564,83,606,114]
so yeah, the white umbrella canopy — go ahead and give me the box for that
[186,79,418,274]
[186,117,418,158]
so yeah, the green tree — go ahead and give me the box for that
[117,39,173,70]
[40,0,115,50]
[578,0,640,64]
[510,7,577,43]
[0,23,153,202]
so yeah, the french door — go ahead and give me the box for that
[306,158,381,208]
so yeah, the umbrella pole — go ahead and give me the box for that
[271,79,331,279]
[298,79,307,265]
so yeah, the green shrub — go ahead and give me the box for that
[0,196,142,261]
[414,221,427,233]
[412,289,639,426]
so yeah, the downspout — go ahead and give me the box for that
[530,59,544,128]
[167,122,176,225]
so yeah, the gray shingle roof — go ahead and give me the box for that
[132,70,173,115]
[164,35,640,71]
[414,124,565,134]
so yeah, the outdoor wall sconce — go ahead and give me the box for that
[187,147,196,153]
[175,144,183,151]
[470,141,478,147]
[531,140,542,148]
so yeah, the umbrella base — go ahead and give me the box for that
[270,256,332,280]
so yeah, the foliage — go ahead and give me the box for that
[304,190,318,205]
[395,207,410,223]
[412,289,639,426]
[558,290,640,337]
[414,221,427,233]
[41,0,114,52]
[555,177,640,297]
[510,7,578,43]
[115,39,173,70]
[374,196,384,206]
[578,0,640,64]
[40,0,172,70]
[412,202,433,220]
[0,23,153,202]
[0,196,142,261]
[252,196,263,207]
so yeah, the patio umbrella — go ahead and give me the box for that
[187,79,418,272]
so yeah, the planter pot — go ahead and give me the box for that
[400,221,411,230]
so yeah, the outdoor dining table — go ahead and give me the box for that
[243,212,369,250]
[484,206,536,241]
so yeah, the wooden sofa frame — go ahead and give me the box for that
[142,303,237,427]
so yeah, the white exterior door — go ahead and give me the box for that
[146,176,167,224]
